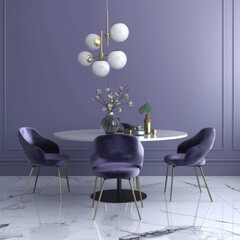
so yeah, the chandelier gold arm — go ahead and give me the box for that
[94,37,101,47]
[86,55,93,63]
[78,0,128,76]
[99,31,104,60]
[105,9,110,46]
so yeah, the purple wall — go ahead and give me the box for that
[0,0,239,175]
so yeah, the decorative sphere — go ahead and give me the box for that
[108,51,127,69]
[85,34,100,50]
[77,51,93,66]
[110,23,129,42]
[92,60,110,77]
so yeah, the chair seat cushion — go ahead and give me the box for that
[164,153,186,167]
[93,162,140,179]
[45,153,69,166]
[164,153,206,167]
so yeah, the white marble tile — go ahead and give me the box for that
[1,176,240,239]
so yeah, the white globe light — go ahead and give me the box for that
[110,23,129,42]
[77,51,93,67]
[85,34,101,50]
[92,60,110,77]
[108,51,127,69]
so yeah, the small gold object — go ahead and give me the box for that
[107,111,114,116]
[94,37,101,47]
[152,129,158,136]
[144,114,151,134]
[99,31,104,60]
[99,52,104,60]
[86,55,93,63]
[105,33,110,38]
[124,129,132,135]
[105,7,110,46]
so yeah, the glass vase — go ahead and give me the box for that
[101,112,120,134]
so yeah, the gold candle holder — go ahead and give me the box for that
[124,129,132,135]
[151,129,158,136]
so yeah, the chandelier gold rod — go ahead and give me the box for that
[105,0,110,46]
[99,31,104,60]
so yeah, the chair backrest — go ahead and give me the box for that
[121,123,132,130]
[178,127,216,165]
[18,127,59,165]
[90,134,144,170]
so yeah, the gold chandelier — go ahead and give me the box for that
[78,0,129,77]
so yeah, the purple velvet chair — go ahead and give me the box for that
[90,134,144,220]
[18,127,70,202]
[121,123,132,130]
[164,127,216,202]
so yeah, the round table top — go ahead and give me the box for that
[54,129,188,142]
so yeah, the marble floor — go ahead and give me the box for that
[0,176,240,240]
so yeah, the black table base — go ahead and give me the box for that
[91,189,147,203]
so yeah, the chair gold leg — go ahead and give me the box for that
[134,177,138,190]
[20,166,34,202]
[93,178,105,220]
[64,165,70,192]
[100,178,104,188]
[33,166,41,193]
[136,176,143,208]
[194,167,202,193]
[129,179,141,220]
[164,165,169,193]
[170,166,175,202]
[92,176,98,208]
[199,166,213,202]
[57,166,62,202]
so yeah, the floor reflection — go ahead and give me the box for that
[0,176,240,239]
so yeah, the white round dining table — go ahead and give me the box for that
[54,129,188,142]
[54,129,188,203]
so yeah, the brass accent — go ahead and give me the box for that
[164,165,169,193]
[92,176,98,208]
[64,165,70,193]
[33,166,41,193]
[20,166,34,202]
[151,129,158,136]
[107,111,114,116]
[99,53,104,60]
[165,165,212,202]
[21,165,69,203]
[86,55,93,63]
[93,178,105,220]
[105,8,110,46]
[199,166,213,202]
[105,0,110,46]
[94,37,101,47]
[99,31,104,60]
[105,33,110,38]
[93,178,142,220]
[144,114,151,134]
[57,166,62,202]
[133,177,137,189]
[129,179,141,220]
[194,167,201,193]
[136,176,143,207]
[124,129,132,135]
[170,166,175,202]
[105,33,110,40]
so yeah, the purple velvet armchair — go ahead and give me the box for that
[18,127,70,202]
[90,134,144,220]
[164,127,216,201]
